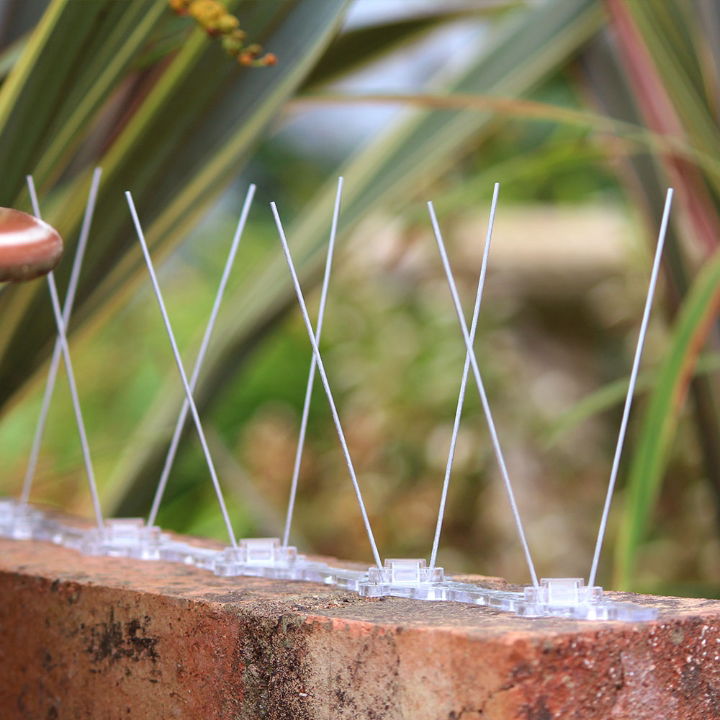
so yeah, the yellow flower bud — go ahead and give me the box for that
[188,0,223,24]
[170,0,276,68]
[217,13,240,33]
[221,34,243,55]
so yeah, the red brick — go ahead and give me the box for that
[0,535,719,719]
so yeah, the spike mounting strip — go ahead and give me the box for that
[0,503,656,621]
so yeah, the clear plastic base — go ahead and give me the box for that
[0,499,47,540]
[62,518,167,559]
[516,577,657,621]
[359,558,446,599]
[210,538,301,577]
[525,577,602,606]
[158,541,218,565]
[0,504,658,622]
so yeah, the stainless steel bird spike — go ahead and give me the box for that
[428,199,539,587]
[146,183,256,528]
[271,200,383,570]
[126,191,237,548]
[281,177,343,548]
[26,175,104,529]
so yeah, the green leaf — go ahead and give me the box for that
[303,4,517,89]
[625,1,720,172]
[32,0,170,189]
[543,353,720,449]
[0,0,132,201]
[0,0,351,413]
[0,35,25,83]
[614,249,720,589]
[291,91,720,180]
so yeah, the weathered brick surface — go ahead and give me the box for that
[1,535,719,719]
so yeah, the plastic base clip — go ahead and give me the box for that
[65,518,168,559]
[518,578,656,621]
[210,538,301,578]
[360,558,446,599]
[0,499,50,541]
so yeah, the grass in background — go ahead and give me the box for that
[1,0,719,594]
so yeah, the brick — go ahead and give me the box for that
[0,535,719,719]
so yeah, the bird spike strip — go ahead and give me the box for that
[0,502,656,622]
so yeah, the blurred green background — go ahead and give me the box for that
[1,0,719,597]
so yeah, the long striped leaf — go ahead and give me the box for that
[614,249,720,589]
